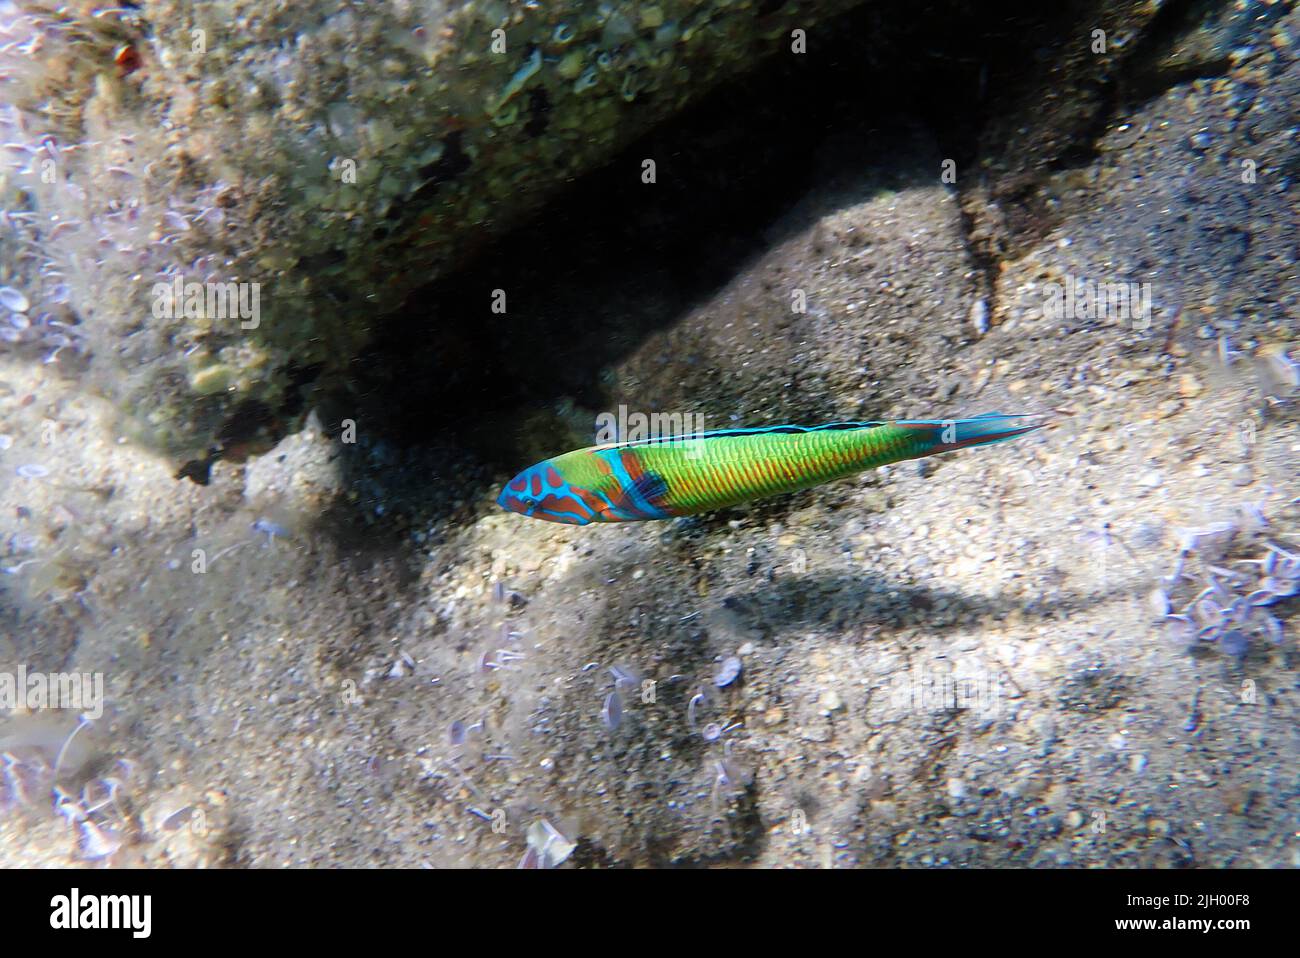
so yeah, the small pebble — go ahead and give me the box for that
[638,6,664,29]
[1220,629,1249,658]
[1177,373,1203,398]
[714,655,742,687]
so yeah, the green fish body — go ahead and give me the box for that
[497,413,1044,525]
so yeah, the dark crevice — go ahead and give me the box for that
[175,452,217,485]
[215,399,280,459]
[409,129,472,206]
[331,1,1045,461]
[956,200,1003,335]
[299,0,1233,533]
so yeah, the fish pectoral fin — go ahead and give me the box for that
[631,471,668,504]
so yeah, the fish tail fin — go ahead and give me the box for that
[892,412,1048,457]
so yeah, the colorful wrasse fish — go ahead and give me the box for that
[497,413,1046,525]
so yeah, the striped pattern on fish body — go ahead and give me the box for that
[497,413,1045,525]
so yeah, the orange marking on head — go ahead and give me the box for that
[538,493,587,522]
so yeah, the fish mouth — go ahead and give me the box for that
[496,486,593,525]
[497,487,531,515]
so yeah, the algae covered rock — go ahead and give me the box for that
[0,0,858,456]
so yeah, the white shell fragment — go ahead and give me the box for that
[524,819,576,869]
[714,655,742,687]
[0,286,29,312]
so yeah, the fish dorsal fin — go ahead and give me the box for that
[591,420,885,450]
